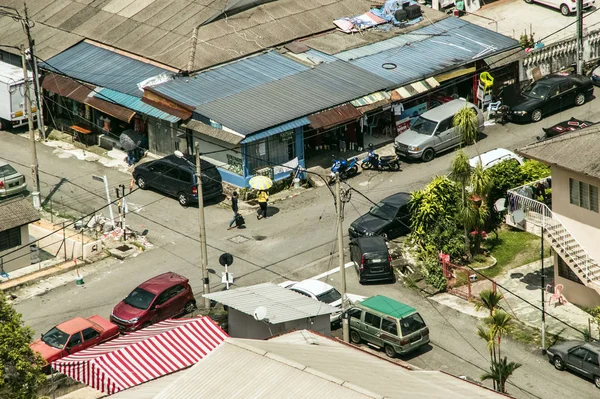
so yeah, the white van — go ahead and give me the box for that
[524,0,594,16]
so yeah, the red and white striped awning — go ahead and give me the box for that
[52,317,227,394]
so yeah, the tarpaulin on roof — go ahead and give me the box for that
[51,318,227,395]
[308,104,362,130]
[350,91,391,107]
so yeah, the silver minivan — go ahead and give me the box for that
[394,99,484,162]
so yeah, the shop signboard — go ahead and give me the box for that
[395,102,428,134]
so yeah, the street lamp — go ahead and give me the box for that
[175,144,210,308]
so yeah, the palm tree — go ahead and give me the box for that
[476,324,497,391]
[481,357,522,393]
[475,289,503,316]
[453,105,479,147]
[451,149,472,260]
[486,309,513,360]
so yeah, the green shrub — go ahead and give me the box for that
[520,160,551,182]
[424,258,447,292]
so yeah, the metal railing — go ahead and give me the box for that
[507,188,600,286]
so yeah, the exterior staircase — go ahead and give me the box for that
[506,183,600,293]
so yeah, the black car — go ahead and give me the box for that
[547,340,600,389]
[509,74,594,123]
[133,154,223,206]
[348,192,411,240]
[349,236,394,284]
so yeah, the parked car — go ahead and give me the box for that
[348,192,411,240]
[279,279,365,326]
[110,272,196,332]
[468,148,524,170]
[30,315,119,368]
[547,340,600,388]
[509,74,593,123]
[349,236,395,284]
[394,99,484,162]
[133,154,223,206]
[524,0,594,16]
[0,161,27,198]
[348,295,429,358]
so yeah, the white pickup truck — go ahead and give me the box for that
[0,60,36,131]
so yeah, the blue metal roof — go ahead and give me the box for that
[42,41,170,97]
[94,88,180,123]
[241,117,310,144]
[152,52,309,107]
[195,60,394,135]
[337,17,520,86]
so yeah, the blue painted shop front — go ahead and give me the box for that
[215,124,306,188]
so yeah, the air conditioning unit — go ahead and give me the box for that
[98,134,120,151]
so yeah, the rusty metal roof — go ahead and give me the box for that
[41,73,94,103]
[308,103,362,130]
[85,96,136,123]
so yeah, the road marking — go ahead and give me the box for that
[310,262,354,280]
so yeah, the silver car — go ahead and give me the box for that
[0,161,26,198]
[394,99,484,162]
[547,340,600,388]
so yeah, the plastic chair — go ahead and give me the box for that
[548,283,568,305]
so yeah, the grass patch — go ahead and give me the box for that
[479,227,551,278]
[508,319,566,349]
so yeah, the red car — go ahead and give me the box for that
[110,272,196,331]
[30,315,119,366]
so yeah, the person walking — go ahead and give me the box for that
[257,190,269,220]
[228,191,239,230]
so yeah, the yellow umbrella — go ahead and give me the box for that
[249,175,273,190]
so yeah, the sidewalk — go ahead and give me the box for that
[431,258,592,341]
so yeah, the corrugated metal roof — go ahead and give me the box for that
[195,61,394,135]
[342,17,519,86]
[41,73,94,103]
[308,104,362,130]
[202,283,339,324]
[95,88,180,123]
[241,117,310,144]
[153,340,376,399]
[85,96,136,123]
[184,120,244,145]
[152,52,309,107]
[42,41,169,97]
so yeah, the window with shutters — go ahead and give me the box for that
[0,227,22,251]
[569,178,599,212]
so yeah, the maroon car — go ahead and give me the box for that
[110,272,196,331]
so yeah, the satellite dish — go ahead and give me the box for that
[253,306,268,321]
[512,209,525,224]
[494,198,507,213]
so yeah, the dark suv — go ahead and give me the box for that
[349,236,394,284]
[133,154,223,206]
[110,272,196,331]
[348,192,411,240]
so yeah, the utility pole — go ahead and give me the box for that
[23,2,45,140]
[335,172,349,343]
[576,0,584,75]
[195,142,211,308]
[21,45,40,209]
[541,226,546,354]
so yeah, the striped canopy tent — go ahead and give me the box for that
[52,317,227,394]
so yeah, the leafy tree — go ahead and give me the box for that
[453,106,479,146]
[475,289,503,316]
[487,309,513,360]
[481,357,522,393]
[451,150,472,260]
[0,294,45,399]
[487,160,524,204]
[477,325,497,390]
[520,159,551,182]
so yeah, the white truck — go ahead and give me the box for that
[0,60,36,131]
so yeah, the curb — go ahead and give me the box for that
[0,253,109,293]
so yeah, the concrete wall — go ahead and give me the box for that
[227,309,331,339]
[29,222,102,262]
[554,253,600,308]
[551,166,600,229]
[0,225,31,273]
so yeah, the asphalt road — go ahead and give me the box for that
[3,94,599,398]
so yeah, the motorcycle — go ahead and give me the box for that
[361,151,401,171]
[329,156,359,184]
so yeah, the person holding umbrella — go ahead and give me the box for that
[249,175,273,220]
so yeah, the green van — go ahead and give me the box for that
[348,295,429,358]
